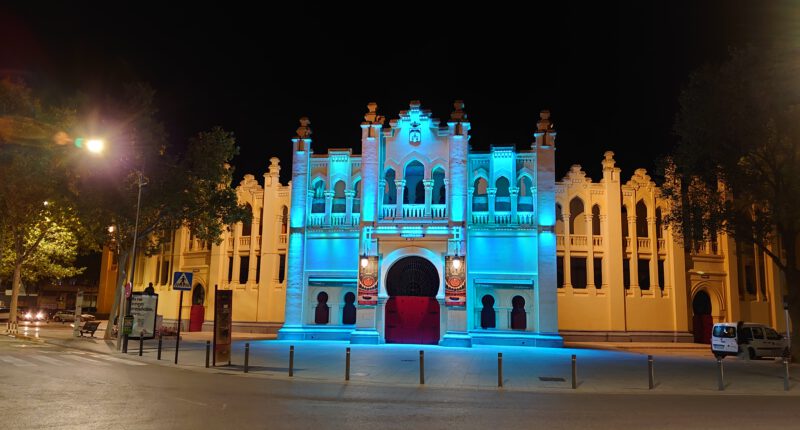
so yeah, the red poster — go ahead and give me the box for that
[445,255,466,306]
[358,256,379,305]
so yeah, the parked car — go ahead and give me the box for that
[0,307,10,321]
[711,321,790,359]
[52,310,95,323]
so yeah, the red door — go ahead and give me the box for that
[189,305,205,332]
[385,296,440,344]
[692,314,713,344]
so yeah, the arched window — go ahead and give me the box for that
[592,204,601,235]
[473,177,488,212]
[480,295,496,329]
[636,200,648,237]
[311,180,326,213]
[655,207,663,239]
[495,176,510,211]
[384,169,396,204]
[353,180,361,213]
[342,292,356,324]
[403,160,425,204]
[518,176,533,212]
[432,167,446,204]
[555,203,564,235]
[314,292,329,324]
[332,180,346,213]
[511,296,526,330]
[569,197,585,235]
[241,204,253,236]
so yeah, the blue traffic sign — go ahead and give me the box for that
[173,272,193,291]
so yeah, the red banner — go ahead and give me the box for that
[358,256,379,305]
[445,255,466,306]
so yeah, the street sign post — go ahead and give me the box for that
[173,272,193,364]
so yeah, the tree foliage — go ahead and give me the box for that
[661,45,800,359]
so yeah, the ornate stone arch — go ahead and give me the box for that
[379,246,444,300]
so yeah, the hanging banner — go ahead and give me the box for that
[358,256,379,305]
[445,255,466,306]
[213,288,233,366]
[129,292,158,340]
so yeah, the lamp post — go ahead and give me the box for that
[120,170,147,353]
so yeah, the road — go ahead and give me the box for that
[1,335,798,430]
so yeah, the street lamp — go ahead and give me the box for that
[120,169,147,352]
[86,139,104,154]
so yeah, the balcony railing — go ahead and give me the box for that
[402,204,426,219]
[431,204,446,218]
[279,234,287,245]
[570,235,587,247]
[240,236,251,247]
[471,211,535,226]
[307,213,359,228]
[637,237,651,250]
[592,235,603,247]
[657,238,666,252]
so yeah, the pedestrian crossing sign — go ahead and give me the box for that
[173,272,193,291]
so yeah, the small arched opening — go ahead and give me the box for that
[315,291,330,324]
[480,295,496,329]
[511,296,527,330]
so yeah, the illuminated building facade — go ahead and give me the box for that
[103,101,791,345]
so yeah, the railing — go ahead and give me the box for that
[516,212,534,225]
[240,237,251,247]
[592,235,603,247]
[471,211,535,225]
[431,204,446,218]
[624,237,631,249]
[637,238,651,250]
[381,206,396,218]
[402,204,426,219]
[556,235,565,246]
[279,234,287,245]
[330,213,347,226]
[472,212,489,224]
[570,235,587,247]
[308,213,325,226]
[255,235,261,247]
[306,213,360,227]
[228,237,234,248]
[657,238,666,252]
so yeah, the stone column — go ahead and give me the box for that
[378,179,386,219]
[648,216,660,296]
[423,179,434,218]
[509,187,519,224]
[345,190,355,226]
[628,215,640,293]
[306,190,314,225]
[562,212,572,290]
[586,213,595,290]
[395,180,405,219]
[467,188,474,223]
[487,187,497,224]
[278,119,311,340]
[323,190,334,225]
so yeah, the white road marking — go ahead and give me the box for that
[63,354,111,366]
[174,397,208,406]
[0,355,37,367]
[89,354,147,366]
[31,355,69,365]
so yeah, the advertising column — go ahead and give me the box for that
[213,286,233,366]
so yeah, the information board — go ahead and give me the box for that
[128,292,158,340]
[213,287,232,365]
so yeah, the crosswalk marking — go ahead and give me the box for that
[89,354,146,366]
[0,355,37,366]
[63,354,111,366]
[31,355,69,365]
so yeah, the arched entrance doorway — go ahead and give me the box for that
[189,283,205,332]
[385,256,440,344]
[692,290,713,344]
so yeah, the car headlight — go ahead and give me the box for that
[36,311,44,320]
[24,312,32,319]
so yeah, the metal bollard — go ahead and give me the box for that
[648,355,654,390]
[784,357,790,391]
[157,335,163,360]
[571,354,577,389]
[498,352,503,388]
[244,343,250,373]
[419,350,425,385]
[289,345,294,377]
[205,341,210,368]
[717,357,724,391]
[138,331,144,357]
[345,347,351,381]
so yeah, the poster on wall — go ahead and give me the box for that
[358,255,379,305]
[129,292,158,340]
[445,255,466,306]
[213,288,233,366]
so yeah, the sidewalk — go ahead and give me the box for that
[8,321,797,396]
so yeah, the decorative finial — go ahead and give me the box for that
[536,110,553,132]
[450,100,467,121]
[363,102,385,125]
[602,151,616,170]
[295,117,312,139]
[409,100,421,110]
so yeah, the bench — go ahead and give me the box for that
[79,321,101,337]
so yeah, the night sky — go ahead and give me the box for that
[1,1,795,184]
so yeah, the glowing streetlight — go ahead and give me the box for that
[86,139,104,154]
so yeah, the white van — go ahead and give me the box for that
[711,321,789,359]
